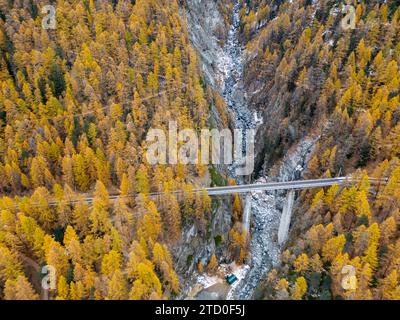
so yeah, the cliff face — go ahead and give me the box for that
[173,0,233,291]
[184,0,229,89]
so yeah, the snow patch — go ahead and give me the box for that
[226,265,250,300]
[197,274,221,289]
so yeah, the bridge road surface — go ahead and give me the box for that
[201,177,351,196]
[200,177,387,196]
[16,177,386,209]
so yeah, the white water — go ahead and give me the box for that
[219,1,258,180]
[219,0,256,238]
[219,1,252,130]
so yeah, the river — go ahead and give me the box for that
[184,0,316,300]
[216,0,318,300]
[215,0,282,300]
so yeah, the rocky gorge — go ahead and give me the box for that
[174,0,318,299]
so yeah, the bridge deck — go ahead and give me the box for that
[8,177,386,210]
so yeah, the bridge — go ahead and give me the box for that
[25,176,381,208]
[195,176,385,245]
[199,177,357,196]
[144,176,384,245]
[9,176,386,246]
[12,175,384,209]
[192,176,384,246]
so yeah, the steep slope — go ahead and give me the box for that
[0,0,222,300]
[235,0,400,300]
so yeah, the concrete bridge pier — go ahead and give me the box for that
[242,193,252,238]
[278,190,295,246]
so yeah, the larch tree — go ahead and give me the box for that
[294,254,309,274]
[207,254,218,274]
[4,276,40,300]
[90,180,111,235]
[291,277,307,300]
[101,250,122,278]
[106,269,128,300]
